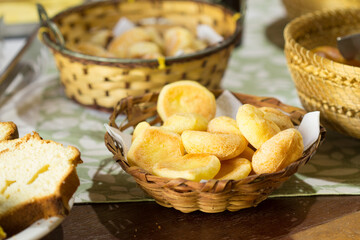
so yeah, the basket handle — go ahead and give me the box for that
[36,3,65,47]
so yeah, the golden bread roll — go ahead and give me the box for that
[214,157,252,180]
[164,26,196,56]
[128,41,162,59]
[162,113,208,134]
[108,27,151,58]
[157,80,216,121]
[142,52,165,60]
[311,46,346,63]
[87,29,113,48]
[207,116,244,136]
[252,128,304,174]
[193,39,207,51]
[152,153,221,182]
[144,26,165,51]
[260,107,294,130]
[127,127,185,174]
[132,121,150,142]
[236,104,281,149]
[238,146,255,161]
[181,130,247,160]
[68,42,114,58]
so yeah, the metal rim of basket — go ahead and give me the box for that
[37,0,244,66]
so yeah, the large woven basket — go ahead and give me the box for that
[281,0,360,19]
[284,9,360,139]
[104,91,325,213]
[37,0,244,111]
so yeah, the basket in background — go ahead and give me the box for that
[281,0,360,19]
[284,8,360,139]
[104,91,325,213]
[37,0,244,111]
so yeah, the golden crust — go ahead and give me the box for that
[252,128,304,174]
[0,168,80,237]
[236,104,281,149]
[0,122,19,141]
[181,130,247,160]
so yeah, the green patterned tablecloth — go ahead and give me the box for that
[1,0,359,204]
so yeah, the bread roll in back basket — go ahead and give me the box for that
[37,0,244,111]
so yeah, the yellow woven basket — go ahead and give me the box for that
[282,0,360,19]
[284,8,360,139]
[104,91,325,213]
[37,0,244,111]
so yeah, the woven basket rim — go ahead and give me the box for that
[40,0,243,66]
[105,90,326,190]
[284,8,360,75]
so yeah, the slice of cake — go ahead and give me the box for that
[0,122,19,141]
[0,132,82,237]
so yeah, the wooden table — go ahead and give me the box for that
[43,196,360,240]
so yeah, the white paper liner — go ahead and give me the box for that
[215,90,243,119]
[196,24,224,45]
[297,111,320,150]
[104,124,132,159]
[112,17,136,37]
[105,90,320,161]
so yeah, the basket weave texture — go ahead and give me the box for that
[40,0,243,111]
[284,8,360,139]
[104,91,325,213]
[281,0,360,19]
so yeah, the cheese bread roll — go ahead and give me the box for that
[207,116,242,136]
[127,127,185,174]
[157,80,216,121]
[236,104,280,149]
[252,128,304,174]
[132,121,151,142]
[181,130,247,160]
[215,157,251,180]
[108,27,152,58]
[238,146,255,161]
[128,41,162,59]
[162,113,208,134]
[153,153,220,182]
[68,42,114,58]
[260,107,294,130]
[164,26,196,56]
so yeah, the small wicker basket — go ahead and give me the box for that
[37,0,244,111]
[284,8,360,139]
[104,91,325,213]
[281,0,360,19]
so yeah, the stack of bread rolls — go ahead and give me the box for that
[127,80,304,182]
